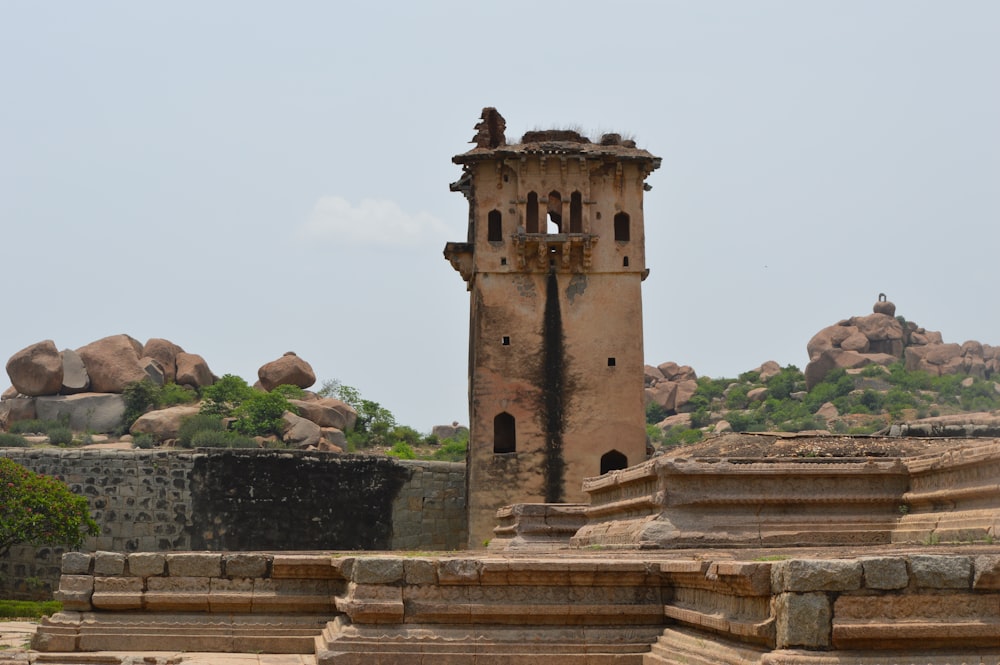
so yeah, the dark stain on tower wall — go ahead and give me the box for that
[541,271,567,503]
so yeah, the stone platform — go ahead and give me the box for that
[562,441,1000,550]
[24,547,1000,664]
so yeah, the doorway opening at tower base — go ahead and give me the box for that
[600,450,628,475]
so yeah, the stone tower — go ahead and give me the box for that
[445,108,661,546]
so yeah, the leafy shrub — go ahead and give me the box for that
[859,390,885,412]
[177,414,225,448]
[0,433,30,447]
[392,425,423,447]
[121,379,162,430]
[689,407,711,429]
[662,426,703,447]
[387,441,416,459]
[200,374,255,417]
[884,387,919,417]
[725,384,750,410]
[231,391,294,437]
[695,376,730,401]
[319,380,398,447]
[778,415,822,432]
[159,383,196,406]
[271,384,306,400]
[46,427,74,446]
[0,458,99,557]
[860,364,888,378]
[645,401,669,424]
[430,438,468,462]
[119,380,198,433]
[804,369,855,413]
[190,430,258,448]
[132,433,155,449]
[9,419,66,435]
[726,410,767,432]
[766,366,803,400]
[738,370,761,384]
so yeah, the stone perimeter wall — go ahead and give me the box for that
[0,449,466,599]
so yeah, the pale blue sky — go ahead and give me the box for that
[2,1,998,431]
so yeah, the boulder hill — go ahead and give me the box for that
[644,295,997,418]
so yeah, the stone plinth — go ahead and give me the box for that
[488,503,588,550]
[895,441,1000,544]
[570,457,908,549]
[35,552,341,653]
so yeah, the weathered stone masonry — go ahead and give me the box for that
[0,449,466,598]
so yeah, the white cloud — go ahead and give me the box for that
[298,196,450,247]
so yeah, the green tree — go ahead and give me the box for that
[200,374,255,417]
[120,380,197,432]
[0,458,98,557]
[320,379,399,447]
[231,390,296,437]
[766,365,803,400]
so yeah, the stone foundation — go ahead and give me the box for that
[32,550,1000,663]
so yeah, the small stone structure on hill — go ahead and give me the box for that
[805,295,999,389]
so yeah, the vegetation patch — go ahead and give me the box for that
[0,599,61,619]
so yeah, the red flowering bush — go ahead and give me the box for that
[0,458,99,557]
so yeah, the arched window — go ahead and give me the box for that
[569,192,582,233]
[547,191,562,234]
[526,192,539,233]
[614,212,630,242]
[600,450,628,475]
[493,412,516,454]
[487,210,502,242]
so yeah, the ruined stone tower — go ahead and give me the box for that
[445,108,661,546]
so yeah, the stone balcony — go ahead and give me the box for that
[511,232,598,272]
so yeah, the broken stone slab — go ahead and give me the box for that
[774,591,831,649]
[166,552,222,578]
[61,552,92,575]
[54,575,94,611]
[223,552,269,578]
[908,554,972,589]
[92,552,126,576]
[860,556,909,590]
[973,555,1000,589]
[349,557,404,585]
[127,552,165,577]
[772,558,863,592]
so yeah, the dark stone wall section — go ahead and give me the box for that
[189,451,409,551]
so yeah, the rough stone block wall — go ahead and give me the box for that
[0,449,466,599]
[390,461,467,551]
